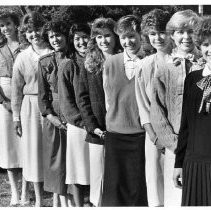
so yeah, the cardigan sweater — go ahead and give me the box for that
[104,53,144,134]
[0,43,21,103]
[78,61,106,145]
[150,48,202,152]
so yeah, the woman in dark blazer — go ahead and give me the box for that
[78,17,121,207]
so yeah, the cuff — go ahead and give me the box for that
[13,116,20,121]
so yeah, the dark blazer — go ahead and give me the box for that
[78,65,106,145]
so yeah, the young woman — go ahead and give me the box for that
[58,23,91,207]
[38,19,70,207]
[150,10,201,206]
[102,15,147,206]
[11,12,52,207]
[0,9,22,206]
[135,9,172,207]
[78,17,120,207]
[173,16,211,206]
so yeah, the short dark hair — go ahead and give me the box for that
[194,16,211,47]
[0,8,20,27]
[141,9,171,35]
[115,15,141,35]
[68,23,91,57]
[42,20,69,45]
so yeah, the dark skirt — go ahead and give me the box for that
[102,132,148,206]
[42,118,67,195]
[182,158,211,206]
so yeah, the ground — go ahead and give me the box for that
[0,169,53,207]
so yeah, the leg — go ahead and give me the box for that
[53,193,60,207]
[145,133,164,206]
[7,169,19,205]
[89,144,104,207]
[72,184,84,207]
[59,194,68,207]
[67,193,75,207]
[33,182,43,207]
[20,176,30,205]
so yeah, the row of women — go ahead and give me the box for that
[1,6,211,207]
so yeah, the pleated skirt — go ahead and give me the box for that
[102,132,148,206]
[0,77,21,169]
[182,158,211,206]
[66,123,90,185]
[21,95,44,182]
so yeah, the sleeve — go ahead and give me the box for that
[58,60,83,128]
[78,65,101,133]
[0,87,7,103]
[150,71,178,152]
[135,66,150,126]
[38,59,54,117]
[11,55,25,121]
[174,75,190,168]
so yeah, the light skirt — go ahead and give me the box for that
[66,123,90,185]
[164,148,182,206]
[21,95,44,182]
[0,77,21,169]
[145,133,164,206]
[89,143,104,206]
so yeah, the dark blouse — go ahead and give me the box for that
[38,51,67,122]
[175,70,211,168]
[58,53,84,128]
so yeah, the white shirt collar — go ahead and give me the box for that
[124,48,142,63]
[202,64,211,77]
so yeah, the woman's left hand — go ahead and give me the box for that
[173,168,183,189]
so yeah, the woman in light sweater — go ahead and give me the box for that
[150,9,202,206]
[11,12,51,207]
[135,9,172,207]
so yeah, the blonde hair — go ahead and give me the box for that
[166,9,199,35]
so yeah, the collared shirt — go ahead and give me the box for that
[123,48,143,80]
[202,64,211,77]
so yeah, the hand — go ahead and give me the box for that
[14,121,22,137]
[94,128,104,138]
[47,114,67,130]
[173,168,183,189]
[2,100,12,112]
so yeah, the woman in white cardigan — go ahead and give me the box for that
[135,9,172,207]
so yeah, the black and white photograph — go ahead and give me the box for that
[0,1,211,207]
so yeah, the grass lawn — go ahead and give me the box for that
[0,169,53,207]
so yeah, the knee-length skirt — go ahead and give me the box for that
[66,123,90,185]
[20,95,44,182]
[0,77,21,169]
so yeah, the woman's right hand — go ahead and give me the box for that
[47,114,67,130]
[94,128,104,138]
[14,121,22,137]
[173,168,183,189]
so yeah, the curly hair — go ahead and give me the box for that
[166,9,199,35]
[85,17,121,74]
[68,23,91,57]
[193,16,211,47]
[42,19,69,48]
[0,8,20,27]
[141,9,171,35]
[115,15,141,35]
[19,11,46,46]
